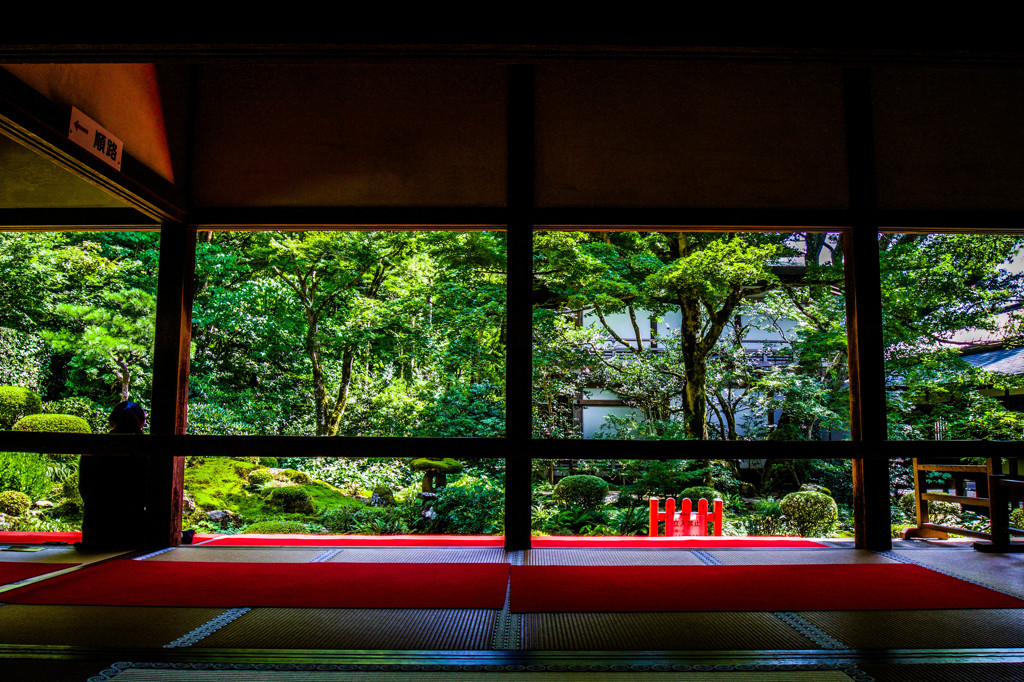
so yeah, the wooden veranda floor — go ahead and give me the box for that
[0,537,1022,681]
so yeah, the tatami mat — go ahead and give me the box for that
[86,666,858,681]
[891,547,1024,598]
[800,608,1024,650]
[521,611,818,650]
[142,546,508,564]
[706,549,897,565]
[525,549,705,566]
[858,662,1024,681]
[194,607,498,650]
[0,604,226,647]
[140,547,326,562]
[0,545,125,563]
[323,548,509,563]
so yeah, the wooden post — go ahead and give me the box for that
[144,222,196,549]
[843,69,892,551]
[504,64,535,551]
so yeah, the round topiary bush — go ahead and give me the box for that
[247,468,274,488]
[242,519,308,534]
[0,386,43,429]
[781,490,839,537]
[263,486,316,515]
[12,413,91,434]
[679,486,721,502]
[1010,506,1023,530]
[553,474,609,511]
[0,490,32,516]
[258,457,279,468]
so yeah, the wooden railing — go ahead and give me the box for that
[902,456,1024,553]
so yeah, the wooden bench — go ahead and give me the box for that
[649,497,723,537]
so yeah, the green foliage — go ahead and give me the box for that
[744,497,787,536]
[780,490,839,537]
[349,505,416,534]
[1010,506,1024,530]
[42,397,108,434]
[680,486,721,502]
[0,452,52,499]
[897,491,959,524]
[417,382,505,437]
[541,506,613,535]
[294,457,417,495]
[242,519,309,534]
[0,490,32,515]
[263,486,316,515]
[0,386,43,429]
[428,475,503,534]
[615,460,704,506]
[553,475,609,511]
[259,457,279,467]
[12,413,91,433]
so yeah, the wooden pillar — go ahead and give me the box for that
[843,68,891,551]
[504,64,535,551]
[144,222,196,549]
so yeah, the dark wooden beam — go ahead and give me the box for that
[142,223,196,549]
[504,64,535,551]
[5,431,1019,460]
[843,68,891,551]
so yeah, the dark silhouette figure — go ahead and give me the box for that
[78,401,148,550]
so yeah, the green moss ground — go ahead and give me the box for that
[183,458,364,527]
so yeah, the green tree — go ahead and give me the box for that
[41,289,155,403]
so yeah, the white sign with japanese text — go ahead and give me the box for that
[68,106,122,171]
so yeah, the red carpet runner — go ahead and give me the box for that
[508,564,1024,612]
[0,562,78,585]
[2,561,510,609]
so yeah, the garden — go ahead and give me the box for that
[2,229,1024,538]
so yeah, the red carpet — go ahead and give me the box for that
[198,534,823,548]
[1,560,509,609]
[508,564,1024,612]
[531,536,827,548]
[0,562,78,584]
[199,534,505,547]
[0,532,81,544]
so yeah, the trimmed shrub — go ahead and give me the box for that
[258,457,279,468]
[553,474,609,511]
[263,486,316,515]
[12,413,91,434]
[42,397,108,434]
[781,490,839,537]
[242,519,308,534]
[247,468,274,488]
[1010,506,1024,530]
[0,386,42,429]
[0,490,32,516]
[679,486,721,502]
